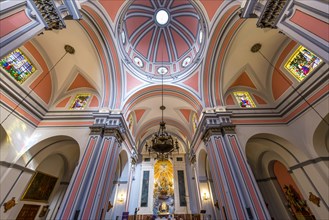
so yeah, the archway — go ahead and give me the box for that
[272,160,315,219]
[197,149,216,220]
[245,133,326,220]
[0,136,80,220]
[106,149,130,220]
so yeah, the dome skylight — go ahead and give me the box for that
[156,10,169,25]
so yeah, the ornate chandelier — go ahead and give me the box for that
[145,70,179,160]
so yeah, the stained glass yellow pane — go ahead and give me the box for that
[284,46,322,82]
[233,91,256,108]
[69,94,90,110]
[0,49,36,83]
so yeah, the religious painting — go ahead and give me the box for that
[284,46,322,82]
[153,160,174,216]
[233,91,256,108]
[21,172,58,202]
[0,49,36,83]
[16,204,40,220]
[69,94,90,110]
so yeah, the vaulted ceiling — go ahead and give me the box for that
[21,0,298,152]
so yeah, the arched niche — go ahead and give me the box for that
[197,149,207,179]
[106,149,130,220]
[313,114,329,159]
[272,161,315,219]
[245,134,301,220]
[119,150,129,182]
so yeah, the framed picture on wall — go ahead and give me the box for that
[21,171,58,202]
[16,204,40,220]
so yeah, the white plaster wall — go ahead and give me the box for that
[0,108,36,162]
[236,97,329,159]
[173,155,190,214]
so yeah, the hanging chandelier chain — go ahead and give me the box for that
[145,47,179,160]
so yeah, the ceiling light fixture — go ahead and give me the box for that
[145,54,179,160]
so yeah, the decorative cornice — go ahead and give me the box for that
[32,0,66,30]
[257,0,288,28]
[189,150,196,164]
[190,109,235,148]
[89,125,104,136]
[92,111,136,149]
[104,127,124,144]
[240,0,289,29]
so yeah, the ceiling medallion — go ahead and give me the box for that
[251,43,262,53]
[145,70,179,160]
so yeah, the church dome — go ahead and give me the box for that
[118,0,206,81]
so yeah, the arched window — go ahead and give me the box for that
[0,49,36,83]
[233,91,256,108]
[284,46,322,82]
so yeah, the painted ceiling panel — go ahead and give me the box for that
[119,0,206,80]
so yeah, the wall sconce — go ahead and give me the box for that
[203,192,209,201]
[118,193,124,203]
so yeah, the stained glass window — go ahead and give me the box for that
[69,94,90,110]
[141,171,150,207]
[178,170,187,206]
[284,46,322,82]
[233,91,256,108]
[0,49,36,83]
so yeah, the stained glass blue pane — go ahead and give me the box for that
[0,49,36,83]
[141,171,150,207]
[178,170,187,206]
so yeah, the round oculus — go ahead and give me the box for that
[156,10,169,25]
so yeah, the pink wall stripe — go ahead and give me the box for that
[290,9,329,41]
[0,10,31,37]
[215,138,245,219]
[209,138,233,217]
[62,137,97,219]
[229,135,266,219]
[95,138,118,219]
[82,139,111,218]
[207,144,226,219]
